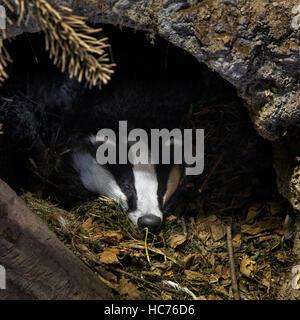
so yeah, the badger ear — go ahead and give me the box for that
[162,164,183,207]
[85,135,106,157]
[162,135,183,165]
[91,130,118,165]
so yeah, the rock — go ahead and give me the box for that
[273,127,300,213]
[3,0,299,141]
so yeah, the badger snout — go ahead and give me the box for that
[137,214,162,234]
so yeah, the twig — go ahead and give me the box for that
[226,225,240,300]
[0,0,115,88]
[109,267,184,296]
[118,241,179,265]
[198,153,223,193]
[181,216,187,236]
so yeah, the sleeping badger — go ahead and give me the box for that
[61,69,203,233]
[72,132,185,233]
[6,44,202,233]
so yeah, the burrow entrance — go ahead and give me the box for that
[0,26,295,300]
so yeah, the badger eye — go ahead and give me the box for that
[122,183,132,190]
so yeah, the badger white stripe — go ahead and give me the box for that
[128,163,162,225]
[72,152,128,210]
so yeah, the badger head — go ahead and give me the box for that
[72,134,184,233]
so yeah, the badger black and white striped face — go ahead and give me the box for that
[72,135,183,233]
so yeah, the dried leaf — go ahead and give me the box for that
[206,215,218,223]
[142,270,162,278]
[99,248,120,264]
[232,233,242,245]
[163,270,174,278]
[183,254,196,269]
[246,204,262,223]
[261,264,271,289]
[81,217,94,231]
[166,215,177,222]
[240,255,255,278]
[167,234,187,249]
[215,265,230,279]
[215,286,229,297]
[197,215,226,242]
[96,267,118,283]
[119,276,141,300]
[216,252,228,261]
[210,223,226,241]
[275,251,287,263]
[215,265,223,276]
[207,253,216,266]
[197,230,210,242]
[161,291,172,300]
[241,218,282,235]
[209,274,219,284]
[207,294,223,300]
[102,230,124,244]
[221,279,232,286]
[184,270,207,281]
[76,243,89,252]
[258,234,280,242]
[152,261,172,270]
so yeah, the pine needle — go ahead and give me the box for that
[0,0,115,88]
[0,39,12,84]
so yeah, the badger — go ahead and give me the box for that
[72,132,185,233]
[48,65,200,233]
[70,114,203,233]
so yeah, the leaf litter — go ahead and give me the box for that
[22,190,297,300]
